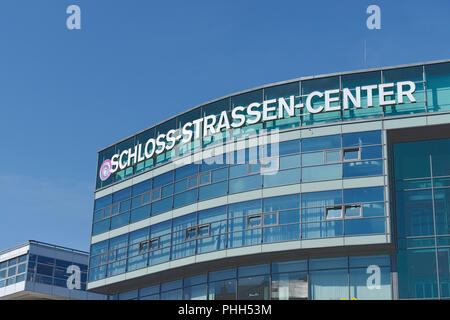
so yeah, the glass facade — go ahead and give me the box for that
[89,60,450,300]
[0,255,27,288]
[89,186,388,282]
[92,130,384,236]
[394,138,450,299]
[109,254,391,300]
[95,62,450,190]
[0,252,89,291]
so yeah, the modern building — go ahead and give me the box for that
[87,59,450,300]
[0,240,106,300]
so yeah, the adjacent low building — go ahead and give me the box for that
[0,240,105,300]
[88,59,450,300]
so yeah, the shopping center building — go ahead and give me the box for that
[87,59,450,300]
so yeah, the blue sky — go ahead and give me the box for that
[0,0,449,252]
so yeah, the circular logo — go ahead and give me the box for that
[99,159,112,181]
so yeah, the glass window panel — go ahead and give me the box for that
[302,220,343,239]
[430,138,450,177]
[112,187,131,204]
[237,275,270,300]
[301,207,324,222]
[398,249,439,299]
[247,215,261,228]
[396,189,434,237]
[92,219,110,235]
[199,172,211,185]
[173,189,198,209]
[228,229,261,248]
[153,171,174,189]
[438,248,450,298]
[349,255,391,268]
[263,194,300,212]
[272,260,307,273]
[229,164,248,178]
[94,195,112,211]
[188,176,198,188]
[434,188,450,235]
[278,209,300,224]
[110,212,130,230]
[229,174,262,194]
[238,264,270,277]
[198,181,227,201]
[198,206,227,224]
[140,285,159,297]
[271,272,308,300]
[345,205,361,217]
[130,204,150,223]
[326,207,342,219]
[344,186,384,204]
[263,224,300,243]
[361,146,382,160]
[151,197,173,216]
[309,269,349,300]
[229,199,261,218]
[263,213,277,225]
[209,268,236,282]
[132,179,152,197]
[161,279,182,292]
[343,131,381,148]
[119,199,130,213]
[343,149,359,161]
[302,190,342,208]
[310,257,348,270]
[302,164,342,182]
[279,154,301,169]
[326,150,340,163]
[211,167,228,182]
[302,152,324,166]
[426,62,450,112]
[174,179,188,194]
[362,203,385,217]
[344,218,385,235]
[343,160,383,178]
[208,279,236,300]
[349,266,392,300]
[394,141,431,180]
[183,284,207,300]
[302,135,341,152]
[263,168,300,188]
[175,164,198,181]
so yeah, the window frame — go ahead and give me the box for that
[325,206,343,220]
[247,214,263,229]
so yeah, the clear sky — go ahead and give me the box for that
[0,0,449,252]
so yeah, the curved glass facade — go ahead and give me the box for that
[88,60,450,300]
[110,254,392,300]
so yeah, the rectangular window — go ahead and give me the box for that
[139,241,149,254]
[345,205,362,218]
[199,172,211,185]
[198,225,210,238]
[188,176,198,188]
[247,214,262,229]
[326,150,341,163]
[326,206,343,219]
[185,227,197,240]
[152,188,161,201]
[343,148,360,161]
[263,213,277,226]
